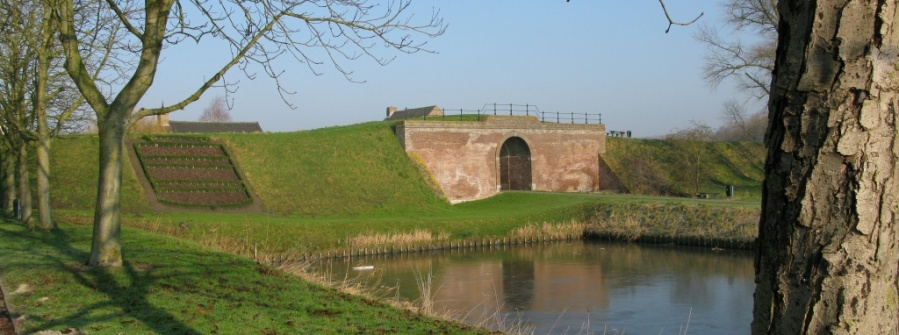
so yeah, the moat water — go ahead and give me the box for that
[314,241,754,334]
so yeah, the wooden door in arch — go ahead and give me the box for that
[500,137,532,191]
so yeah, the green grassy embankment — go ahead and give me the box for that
[0,220,490,335]
[212,121,448,215]
[601,137,765,201]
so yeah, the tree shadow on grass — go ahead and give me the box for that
[1,222,209,334]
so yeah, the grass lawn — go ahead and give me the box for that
[55,192,759,261]
[0,220,493,335]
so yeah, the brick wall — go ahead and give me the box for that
[396,116,606,203]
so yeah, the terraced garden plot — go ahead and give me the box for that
[134,136,252,207]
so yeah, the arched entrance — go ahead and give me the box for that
[499,137,532,191]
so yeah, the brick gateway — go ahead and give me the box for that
[395,116,606,203]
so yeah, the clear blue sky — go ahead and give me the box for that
[139,1,764,138]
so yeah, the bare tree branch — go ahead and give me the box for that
[695,0,776,99]
[657,0,703,33]
[566,0,703,33]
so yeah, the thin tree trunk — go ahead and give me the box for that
[35,132,53,229]
[752,1,899,334]
[17,142,32,226]
[88,117,125,267]
[34,4,55,230]
[1,148,13,215]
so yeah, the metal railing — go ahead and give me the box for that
[396,103,602,125]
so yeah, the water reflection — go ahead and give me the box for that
[315,241,754,334]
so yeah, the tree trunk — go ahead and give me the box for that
[753,1,899,334]
[34,5,55,230]
[1,148,13,215]
[35,132,53,229]
[16,142,32,225]
[88,117,126,267]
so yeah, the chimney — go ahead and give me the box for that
[157,114,169,128]
[386,106,397,118]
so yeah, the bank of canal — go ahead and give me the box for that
[255,203,759,264]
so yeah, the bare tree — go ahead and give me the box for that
[48,0,445,266]
[695,0,776,100]
[0,0,118,229]
[618,153,673,196]
[665,122,713,196]
[713,99,766,142]
[753,1,899,333]
[199,96,231,122]
[0,0,39,224]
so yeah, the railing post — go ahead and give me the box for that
[493,103,497,115]
[570,112,574,124]
[509,103,513,116]
[556,112,560,123]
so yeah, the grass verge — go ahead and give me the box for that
[0,220,493,335]
[582,202,758,249]
[55,192,759,263]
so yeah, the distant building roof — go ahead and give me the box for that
[384,105,443,121]
[168,121,263,133]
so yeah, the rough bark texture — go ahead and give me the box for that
[753,1,899,334]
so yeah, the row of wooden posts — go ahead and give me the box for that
[253,233,756,266]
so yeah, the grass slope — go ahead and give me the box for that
[601,137,765,200]
[0,220,490,334]
[211,122,448,215]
